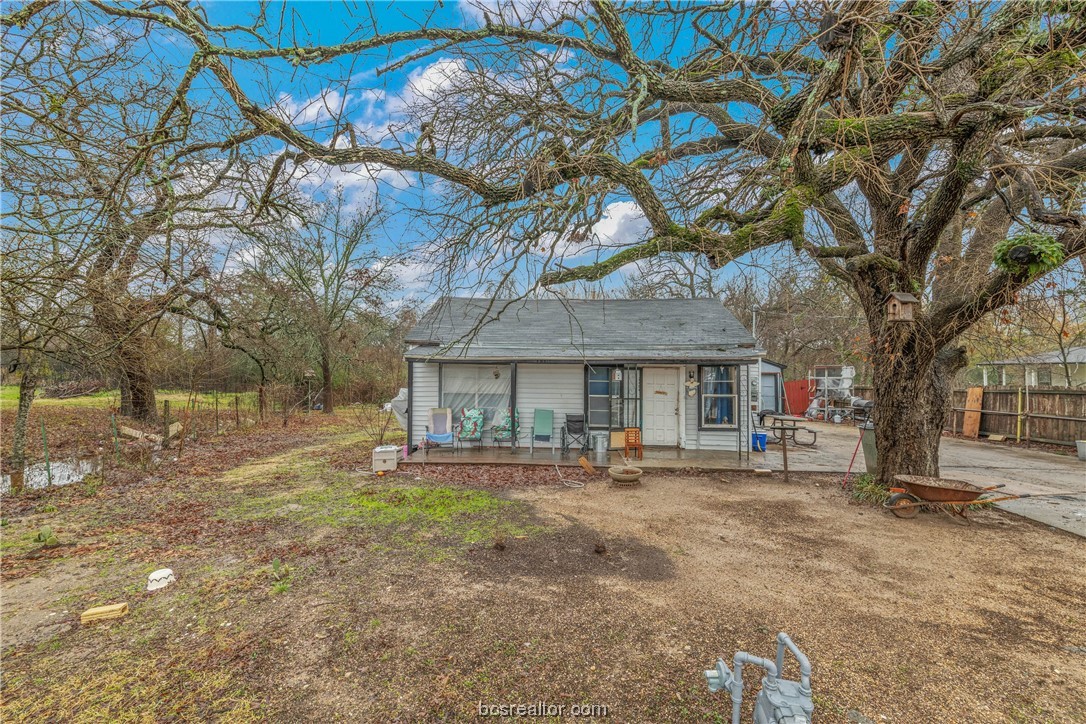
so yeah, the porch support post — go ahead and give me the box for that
[406,361,414,452]
[509,362,517,455]
[738,364,744,463]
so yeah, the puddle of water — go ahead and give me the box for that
[1,457,101,494]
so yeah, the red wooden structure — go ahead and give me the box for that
[783,380,812,418]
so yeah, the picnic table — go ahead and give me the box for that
[765,416,803,483]
[764,415,817,447]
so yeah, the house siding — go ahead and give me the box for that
[515,364,585,438]
[409,358,755,454]
[683,363,753,452]
[409,361,440,446]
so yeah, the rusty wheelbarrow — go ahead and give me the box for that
[886,475,1080,524]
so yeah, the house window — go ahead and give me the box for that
[441,364,511,423]
[1037,367,1052,386]
[700,365,737,428]
[587,367,612,428]
[586,366,641,430]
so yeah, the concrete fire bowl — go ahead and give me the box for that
[608,465,643,486]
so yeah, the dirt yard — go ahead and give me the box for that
[2,415,1084,722]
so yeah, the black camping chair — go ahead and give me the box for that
[560,414,590,456]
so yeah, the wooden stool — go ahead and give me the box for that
[623,427,644,460]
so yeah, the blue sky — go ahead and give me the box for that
[26,1,797,305]
[193,2,642,301]
[202,2,497,299]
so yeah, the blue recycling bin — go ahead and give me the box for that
[752,431,768,452]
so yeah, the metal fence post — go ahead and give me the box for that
[111,413,120,464]
[162,400,170,449]
[41,419,52,486]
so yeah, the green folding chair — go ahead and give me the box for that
[530,409,555,454]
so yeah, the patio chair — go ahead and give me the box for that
[561,414,589,456]
[624,427,644,461]
[529,409,556,454]
[456,407,485,451]
[424,407,454,458]
[492,408,519,448]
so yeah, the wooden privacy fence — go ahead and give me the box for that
[852,386,1086,446]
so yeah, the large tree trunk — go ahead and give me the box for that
[320,346,334,415]
[871,341,967,485]
[117,337,157,422]
[8,363,39,493]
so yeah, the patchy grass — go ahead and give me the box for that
[0,385,260,411]
[848,473,890,504]
[5,410,1085,722]
[225,469,538,550]
[3,633,263,723]
[0,526,43,556]
[215,428,538,552]
[2,509,291,721]
[0,385,18,406]
[217,431,371,486]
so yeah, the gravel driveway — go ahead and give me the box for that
[757,422,1086,536]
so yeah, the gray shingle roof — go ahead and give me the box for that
[985,346,1086,366]
[405,297,760,362]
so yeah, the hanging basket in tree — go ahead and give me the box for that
[993,233,1065,277]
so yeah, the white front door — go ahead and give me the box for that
[643,367,679,446]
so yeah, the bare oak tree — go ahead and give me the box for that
[244,191,397,415]
[12,1,1086,482]
[2,3,273,421]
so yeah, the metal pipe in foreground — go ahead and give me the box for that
[705,632,813,724]
[775,632,812,696]
[705,652,779,724]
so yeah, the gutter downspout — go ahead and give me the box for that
[510,362,518,455]
[406,361,414,452]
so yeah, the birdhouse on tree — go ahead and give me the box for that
[885,292,919,322]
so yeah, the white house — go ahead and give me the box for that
[403,297,764,456]
[980,347,1086,388]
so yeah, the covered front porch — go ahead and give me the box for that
[409,360,757,457]
[401,438,837,472]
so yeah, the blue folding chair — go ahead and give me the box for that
[424,408,454,457]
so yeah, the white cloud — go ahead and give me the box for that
[459,0,584,28]
[270,88,349,126]
[405,59,469,105]
[592,201,651,247]
[286,159,412,210]
[89,24,122,49]
[384,259,436,308]
[288,58,475,148]
[534,201,651,262]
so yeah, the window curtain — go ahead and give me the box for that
[441,364,511,424]
[701,366,736,426]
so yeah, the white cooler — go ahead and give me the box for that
[372,445,400,472]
